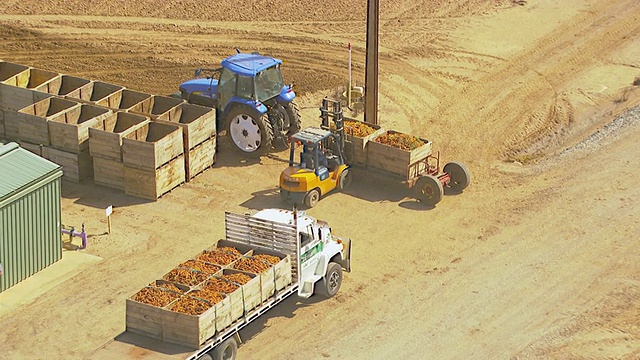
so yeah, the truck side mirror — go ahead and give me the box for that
[195,69,202,77]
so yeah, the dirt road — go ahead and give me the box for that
[0,0,639,359]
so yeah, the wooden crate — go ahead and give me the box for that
[89,81,124,108]
[161,294,232,349]
[155,102,216,149]
[0,110,4,138]
[341,118,386,166]
[185,136,216,181]
[125,286,183,341]
[111,89,153,113]
[93,157,124,190]
[57,75,94,101]
[11,97,82,145]
[126,298,166,340]
[232,249,292,302]
[25,68,62,94]
[42,146,93,183]
[366,130,433,178]
[124,154,185,200]
[139,95,184,120]
[0,61,30,87]
[48,103,111,153]
[89,112,149,161]
[0,83,53,111]
[18,141,44,156]
[122,121,184,171]
[215,269,262,316]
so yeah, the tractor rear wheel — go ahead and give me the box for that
[337,169,351,191]
[415,175,444,206]
[225,106,273,156]
[443,161,471,192]
[304,189,320,208]
[271,101,302,149]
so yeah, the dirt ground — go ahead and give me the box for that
[1,0,640,359]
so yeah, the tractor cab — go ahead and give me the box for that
[279,127,351,208]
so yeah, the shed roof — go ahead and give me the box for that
[0,142,62,201]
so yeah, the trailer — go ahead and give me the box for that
[279,99,470,207]
[92,208,351,360]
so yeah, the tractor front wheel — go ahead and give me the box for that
[414,175,444,206]
[225,106,273,156]
[443,161,471,192]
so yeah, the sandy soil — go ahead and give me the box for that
[0,0,639,359]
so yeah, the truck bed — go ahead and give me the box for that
[92,283,299,360]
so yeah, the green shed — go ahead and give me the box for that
[0,142,63,293]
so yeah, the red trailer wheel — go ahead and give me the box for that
[415,175,444,205]
[443,161,471,192]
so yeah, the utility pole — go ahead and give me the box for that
[364,0,379,125]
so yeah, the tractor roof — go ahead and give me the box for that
[292,127,333,144]
[221,53,282,76]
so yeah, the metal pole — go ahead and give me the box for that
[348,43,352,107]
[364,0,379,125]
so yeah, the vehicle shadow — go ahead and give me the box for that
[239,186,288,211]
[238,293,325,344]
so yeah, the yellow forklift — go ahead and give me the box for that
[279,122,351,208]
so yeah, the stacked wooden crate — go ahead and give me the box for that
[89,112,150,190]
[44,102,113,183]
[153,102,216,181]
[126,240,292,349]
[122,121,185,200]
[0,61,61,94]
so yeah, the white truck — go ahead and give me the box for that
[93,208,351,360]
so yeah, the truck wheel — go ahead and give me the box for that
[319,262,343,298]
[304,189,320,208]
[209,336,238,360]
[226,106,273,156]
[415,175,444,206]
[443,161,471,192]
[337,169,351,191]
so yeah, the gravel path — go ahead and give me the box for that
[560,103,640,156]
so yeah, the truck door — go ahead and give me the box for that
[299,227,323,279]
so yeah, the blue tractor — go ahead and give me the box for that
[178,49,302,156]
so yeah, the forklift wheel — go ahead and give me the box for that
[338,169,351,191]
[304,189,320,208]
